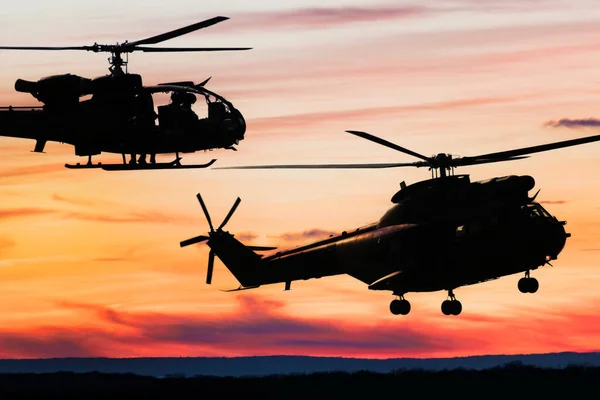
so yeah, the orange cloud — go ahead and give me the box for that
[0,237,15,253]
[0,163,66,181]
[0,207,56,220]
[63,210,188,225]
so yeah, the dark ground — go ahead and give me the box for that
[0,362,597,398]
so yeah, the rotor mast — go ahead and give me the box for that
[108,46,126,75]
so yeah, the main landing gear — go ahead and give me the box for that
[518,270,539,294]
[389,291,463,316]
[390,296,411,315]
[441,289,462,316]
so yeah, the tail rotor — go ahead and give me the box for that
[196,193,214,232]
[207,249,215,284]
[180,193,242,284]
[218,197,241,230]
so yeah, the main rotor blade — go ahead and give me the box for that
[0,46,93,51]
[134,46,251,52]
[218,197,241,230]
[463,134,600,162]
[346,130,433,163]
[450,155,530,167]
[127,16,230,47]
[180,235,210,247]
[196,193,214,231]
[207,250,215,284]
[214,162,422,169]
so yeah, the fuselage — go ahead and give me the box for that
[0,74,245,157]
[237,175,569,295]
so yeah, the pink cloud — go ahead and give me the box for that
[2,295,599,359]
[229,6,430,31]
[248,95,526,134]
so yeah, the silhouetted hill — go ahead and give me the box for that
[0,364,599,397]
[0,351,599,377]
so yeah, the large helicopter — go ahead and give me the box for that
[0,16,249,171]
[180,130,600,316]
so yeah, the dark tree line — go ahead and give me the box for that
[0,362,597,398]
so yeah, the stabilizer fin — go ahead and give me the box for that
[220,285,260,292]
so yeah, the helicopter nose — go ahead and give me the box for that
[544,220,569,260]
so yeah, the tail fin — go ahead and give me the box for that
[180,193,275,287]
[207,231,263,287]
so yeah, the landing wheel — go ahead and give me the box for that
[441,290,462,316]
[529,278,539,293]
[451,300,462,315]
[518,277,539,293]
[390,298,411,315]
[441,300,453,315]
[441,300,462,316]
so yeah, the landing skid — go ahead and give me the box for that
[65,157,217,171]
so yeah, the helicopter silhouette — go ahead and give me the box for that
[0,16,250,171]
[180,130,600,316]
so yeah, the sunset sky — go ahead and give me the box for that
[1,0,600,359]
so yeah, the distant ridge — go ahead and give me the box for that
[1,352,599,377]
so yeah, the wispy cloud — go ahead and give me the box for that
[63,210,187,225]
[0,207,56,220]
[51,193,109,208]
[49,193,198,225]
[543,118,600,129]
[0,204,195,226]
[250,96,525,133]
[539,200,567,205]
[0,163,66,181]
[235,231,259,242]
[230,5,431,31]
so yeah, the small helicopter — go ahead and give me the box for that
[0,16,249,171]
[180,130,600,316]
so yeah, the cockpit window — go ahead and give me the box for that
[524,203,553,219]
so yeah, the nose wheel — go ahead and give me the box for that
[390,296,411,315]
[518,270,539,293]
[441,289,462,316]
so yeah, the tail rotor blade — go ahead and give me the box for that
[180,235,209,247]
[196,193,214,231]
[218,197,241,230]
[207,250,215,284]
